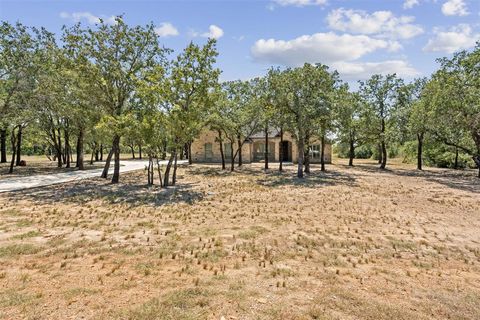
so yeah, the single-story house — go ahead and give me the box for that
[191,129,332,164]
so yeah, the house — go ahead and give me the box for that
[190,128,332,164]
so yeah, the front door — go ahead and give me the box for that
[280,141,291,162]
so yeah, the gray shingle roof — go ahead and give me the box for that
[249,128,281,139]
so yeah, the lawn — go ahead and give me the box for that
[0,159,479,319]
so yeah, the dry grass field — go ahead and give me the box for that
[0,158,479,320]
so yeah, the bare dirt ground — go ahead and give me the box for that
[0,158,479,320]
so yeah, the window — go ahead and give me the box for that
[253,142,275,161]
[204,143,213,160]
[309,145,321,159]
[224,143,232,159]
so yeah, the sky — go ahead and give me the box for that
[1,0,479,84]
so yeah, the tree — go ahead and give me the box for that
[334,86,365,166]
[277,64,336,178]
[268,68,293,172]
[166,39,220,164]
[312,69,338,172]
[428,44,480,177]
[207,87,228,170]
[219,80,261,171]
[359,74,403,169]
[403,78,429,170]
[0,22,50,172]
[252,76,275,171]
[157,39,219,185]
[63,17,169,183]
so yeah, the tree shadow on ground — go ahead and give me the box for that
[187,166,232,177]
[340,163,480,194]
[187,164,357,189]
[6,174,204,207]
[256,169,357,188]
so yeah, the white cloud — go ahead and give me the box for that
[403,0,420,9]
[251,32,400,66]
[59,11,117,25]
[272,0,327,7]
[197,25,224,39]
[250,31,419,80]
[154,22,179,37]
[441,0,469,16]
[423,24,479,53]
[326,8,424,39]
[332,60,419,80]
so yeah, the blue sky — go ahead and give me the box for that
[1,0,479,84]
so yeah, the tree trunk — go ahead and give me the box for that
[138,144,142,159]
[101,146,115,178]
[380,141,387,169]
[297,138,304,178]
[303,148,310,173]
[95,143,99,161]
[187,142,192,165]
[348,137,354,167]
[76,136,81,167]
[218,131,225,170]
[100,144,103,161]
[180,145,185,160]
[147,156,153,185]
[15,125,22,166]
[147,157,151,185]
[230,140,235,172]
[56,128,63,168]
[303,131,310,173]
[162,140,167,160]
[130,145,135,159]
[237,135,242,167]
[64,126,71,168]
[377,143,382,164]
[111,135,120,184]
[8,126,17,174]
[474,156,480,178]
[417,132,423,170]
[156,158,163,187]
[264,126,269,170]
[172,151,178,185]
[279,128,283,172]
[320,135,326,172]
[454,147,459,169]
[61,129,66,164]
[380,117,387,169]
[1,128,7,163]
[76,128,84,170]
[163,151,175,188]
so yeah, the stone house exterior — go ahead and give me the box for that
[191,129,332,164]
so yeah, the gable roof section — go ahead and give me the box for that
[249,128,281,139]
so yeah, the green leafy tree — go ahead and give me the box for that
[334,85,365,166]
[0,22,51,171]
[278,64,336,177]
[220,80,261,171]
[428,44,480,177]
[63,17,169,183]
[166,39,220,164]
[359,74,403,169]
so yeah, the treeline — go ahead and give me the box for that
[1,17,479,184]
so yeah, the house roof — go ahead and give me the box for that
[249,128,281,139]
